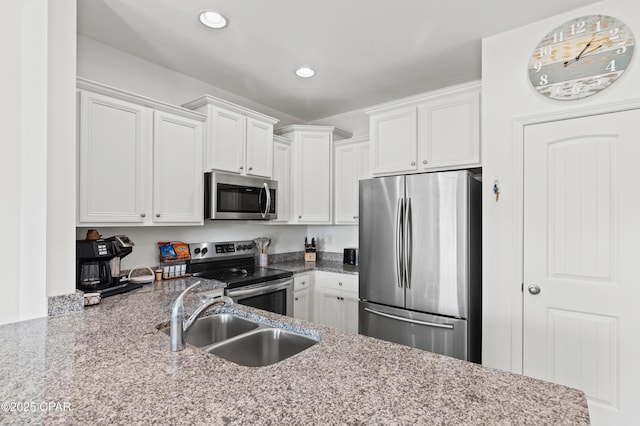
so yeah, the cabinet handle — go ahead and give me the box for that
[302,281,306,284]
[249,167,253,171]
[295,297,299,301]
[423,160,428,164]
[411,161,416,166]
[140,213,146,218]
[156,213,161,218]
[338,282,343,286]
[240,166,244,170]
[298,215,302,219]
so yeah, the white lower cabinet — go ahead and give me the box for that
[293,273,312,321]
[313,271,359,333]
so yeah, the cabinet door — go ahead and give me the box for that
[78,91,152,224]
[370,107,417,175]
[357,142,371,180]
[208,107,245,174]
[315,290,343,329]
[246,118,273,178]
[153,111,203,224]
[418,90,480,170]
[293,289,311,322]
[272,139,292,223]
[295,132,332,223]
[343,292,359,334]
[334,144,359,224]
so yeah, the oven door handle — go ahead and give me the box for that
[226,277,292,298]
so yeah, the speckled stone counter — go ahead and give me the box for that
[0,279,588,425]
[270,259,359,275]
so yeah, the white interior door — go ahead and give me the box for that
[523,109,640,425]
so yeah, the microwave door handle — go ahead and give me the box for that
[263,182,271,218]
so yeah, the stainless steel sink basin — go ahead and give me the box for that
[161,314,259,347]
[207,328,318,367]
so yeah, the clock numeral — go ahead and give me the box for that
[533,62,542,73]
[539,45,553,57]
[616,42,627,54]
[595,20,602,32]
[539,74,549,86]
[553,31,564,43]
[572,84,581,95]
[609,27,620,41]
[593,77,602,87]
[606,60,617,72]
[570,21,586,35]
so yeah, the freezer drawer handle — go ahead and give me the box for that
[364,308,454,329]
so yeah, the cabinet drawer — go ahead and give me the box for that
[315,272,358,293]
[294,273,311,291]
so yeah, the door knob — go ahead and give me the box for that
[528,284,541,295]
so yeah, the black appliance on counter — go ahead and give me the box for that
[188,240,294,316]
[76,235,142,298]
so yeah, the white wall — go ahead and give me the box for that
[310,109,369,137]
[77,35,305,127]
[47,0,76,297]
[77,224,306,270]
[482,0,640,372]
[0,0,76,324]
[307,226,359,253]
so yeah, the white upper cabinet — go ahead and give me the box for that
[365,81,481,176]
[275,125,351,224]
[272,135,292,223]
[369,107,417,175]
[183,95,278,178]
[78,90,152,224]
[77,78,206,226]
[418,89,480,170]
[246,118,274,178]
[334,136,370,224]
[153,111,203,224]
[209,107,245,174]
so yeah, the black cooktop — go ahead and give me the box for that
[192,266,293,289]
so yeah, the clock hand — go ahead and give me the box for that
[563,43,604,67]
[564,36,595,66]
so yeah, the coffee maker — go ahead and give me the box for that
[76,235,143,297]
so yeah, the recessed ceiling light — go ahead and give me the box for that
[295,67,315,78]
[199,11,227,29]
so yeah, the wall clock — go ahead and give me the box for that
[528,15,635,100]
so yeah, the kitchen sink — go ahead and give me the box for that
[206,328,318,367]
[160,312,319,366]
[160,314,259,347]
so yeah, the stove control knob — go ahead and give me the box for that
[201,247,208,255]
[246,244,253,250]
[194,248,201,254]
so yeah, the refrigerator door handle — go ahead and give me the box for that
[403,197,412,288]
[364,308,454,329]
[395,198,404,288]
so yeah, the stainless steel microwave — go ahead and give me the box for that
[205,172,278,220]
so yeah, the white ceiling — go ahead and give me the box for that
[77,0,595,122]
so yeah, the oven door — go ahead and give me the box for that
[206,171,277,220]
[225,277,293,316]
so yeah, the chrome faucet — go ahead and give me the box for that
[170,281,233,351]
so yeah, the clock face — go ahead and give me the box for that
[528,15,635,100]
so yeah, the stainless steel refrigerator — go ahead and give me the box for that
[358,170,481,363]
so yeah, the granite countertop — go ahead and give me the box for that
[270,259,359,275]
[0,279,588,425]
